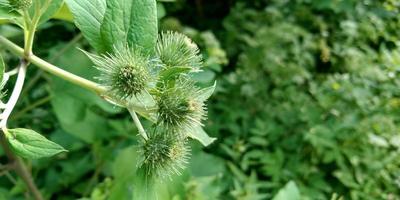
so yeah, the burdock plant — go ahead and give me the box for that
[83,32,215,179]
[0,0,216,199]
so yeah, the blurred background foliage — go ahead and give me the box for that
[1,0,400,199]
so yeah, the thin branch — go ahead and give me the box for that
[0,61,27,128]
[0,35,106,94]
[21,33,83,96]
[5,68,19,76]
[128,108,148,140]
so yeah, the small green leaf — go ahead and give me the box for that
[65,0,107,52]
[100,0,158,53]
[4,128,67,159]
[190,125,216,146]
[158,66,192,82]
[37,0,64,24]
[0,3,21,25]
[197,81,216,102]
[272,181,301,200]
[52,3,74,22]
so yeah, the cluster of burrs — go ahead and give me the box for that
[87,32,209,179]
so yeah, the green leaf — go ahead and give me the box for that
[272,181,301,200]
[4,128,67,159]
[158,66,192,82]
[190,126,216,146]
[28,0,62,24]
[65,0,107,52]
[38,0,64,25]
[52,3,74,22]
[100,0,158,53]
[0,4,21,25]
[197,81,216,102]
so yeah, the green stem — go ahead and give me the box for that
[0,36,106,94]
[128,108,148,140]
[21,34,83,96]
[0,61,27,128]
[23,8,38,57]
[0,36,150,141]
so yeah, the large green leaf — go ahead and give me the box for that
[65,0,107,52]
[100,0,158,53]
[4,128,67,159]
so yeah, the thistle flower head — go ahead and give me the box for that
[138,129,190,178]
[7,0,31,10]
[156,78,206,129]
[156,31,203,71]
[87,46,151,99]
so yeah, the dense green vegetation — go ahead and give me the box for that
[1,0,400,199]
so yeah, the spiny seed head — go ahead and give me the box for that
[8,0,31,10]
[156,78,206,129]
[138,129,190,178]
[156,31,203,71]
[88,46,151,99]
[111,63,148,98]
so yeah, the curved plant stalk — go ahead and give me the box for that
[0,35,106,94]
[0,61,27,128]
[0,60,44,200]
